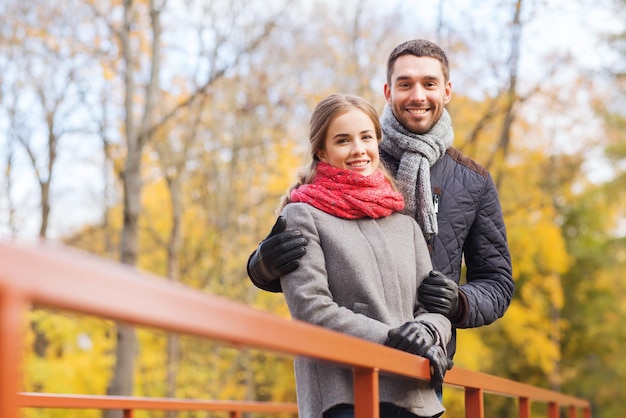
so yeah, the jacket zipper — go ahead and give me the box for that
[427,187,442,254]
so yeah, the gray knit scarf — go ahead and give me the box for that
[379,105,454,237]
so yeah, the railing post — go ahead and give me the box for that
[568,405,577,418]
[519,397,530,418]
[230,410,242,418]
[548,402,559,418]
[353,367,379,418]
[465,388,484,418]
[123,408,133,418]
[0,286,24,418]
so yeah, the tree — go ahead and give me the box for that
[559,2,626,413]
[0,0,90,239]
[86,1,288,414]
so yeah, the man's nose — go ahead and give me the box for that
[409,84,426,101]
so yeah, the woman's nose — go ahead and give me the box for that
[351,139,366,154]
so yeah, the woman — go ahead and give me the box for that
[277,93,451,418]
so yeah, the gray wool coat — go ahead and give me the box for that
[280,202,451,418]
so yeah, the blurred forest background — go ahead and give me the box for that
[1,0,625,417]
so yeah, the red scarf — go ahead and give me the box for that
[290,162,405,219]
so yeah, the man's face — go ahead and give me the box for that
[384,55,452,135]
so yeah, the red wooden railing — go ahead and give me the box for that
[0,239,591,418]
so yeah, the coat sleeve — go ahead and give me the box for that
[279,204,391,344]
[457,173,515,328]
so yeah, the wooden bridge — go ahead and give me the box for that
[0,240,591,418]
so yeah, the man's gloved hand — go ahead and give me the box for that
[384,321,436,356]
[423,344,454,388]
[418,271,460,319]
[247,216,307,291]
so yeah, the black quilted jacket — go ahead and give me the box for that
[381,147,515,359]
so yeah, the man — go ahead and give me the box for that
[247,39,515,392]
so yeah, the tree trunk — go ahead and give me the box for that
[165,174,182,418]
[104,1,141,416]
[104,148,141,418]
[487,0,523,188]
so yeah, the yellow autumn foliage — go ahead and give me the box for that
[22,310,115,418]
[10,2,625,416]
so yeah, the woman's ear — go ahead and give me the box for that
[316,150,327,162]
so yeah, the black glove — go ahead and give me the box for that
[247,216,307,292]
[423,344,454,388]
[418,271,459,319]
[384,321,436,356]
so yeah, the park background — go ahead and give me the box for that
[1,0,624,417]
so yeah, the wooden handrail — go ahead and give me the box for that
[0,240,592,418]
[17,393,298,415]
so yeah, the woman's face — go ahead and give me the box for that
[316,109,379,176]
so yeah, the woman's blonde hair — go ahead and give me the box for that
[277,93,396,214]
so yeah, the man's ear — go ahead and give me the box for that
[384,83,392,103]
[444,81,452,104]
